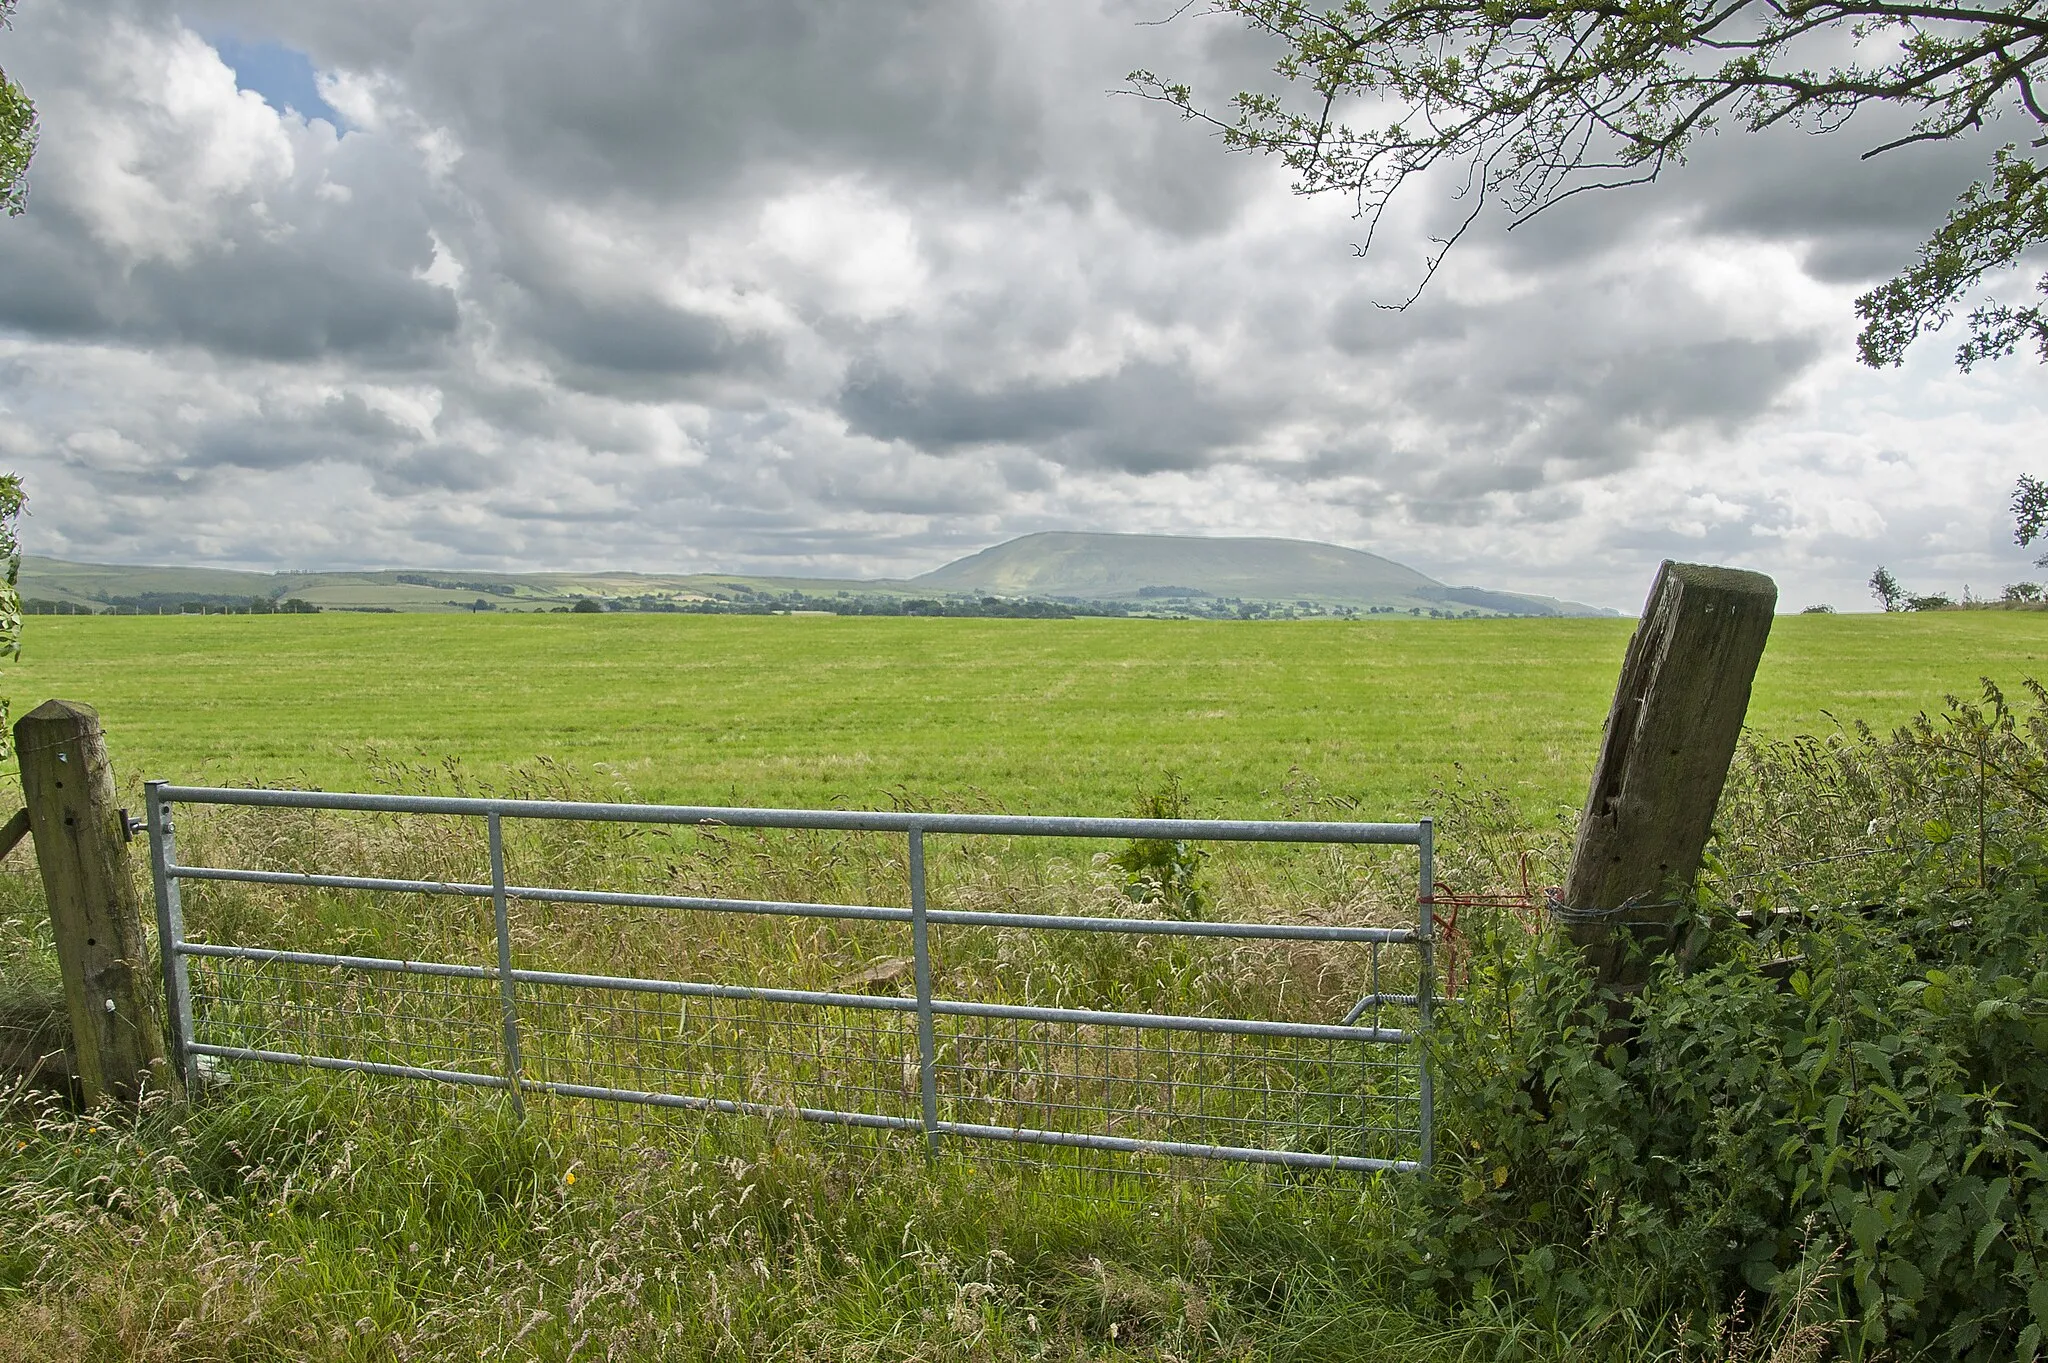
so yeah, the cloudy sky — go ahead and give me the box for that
[0,0,2040,611]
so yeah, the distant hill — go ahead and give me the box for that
[914,532,1613,616]
[13,557,925,615]
[917,532,1436,600]
[15,534,1616,618]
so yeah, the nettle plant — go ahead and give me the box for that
[0,473,21,749]
[1416,681,2048,1360]
[1111,774,1211,919]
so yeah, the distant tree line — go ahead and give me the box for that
[567,592,1503,620]
[575,592,1129,618]
[19,586,1540,621]
[25,595,320,615]
[397,574,517,596]
[1864,476,2048,612]
[1866,571,2041,612]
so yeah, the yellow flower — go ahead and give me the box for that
[563,1171,576,1187]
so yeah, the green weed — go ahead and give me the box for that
[1111,775,1211,918]
[1421,680,2048,1361]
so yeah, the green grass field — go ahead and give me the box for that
[4,610,2046,1361]
[10,611,2048,818]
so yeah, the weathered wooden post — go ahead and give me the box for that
[1561,562,1777,992]
[15,699,177,1104]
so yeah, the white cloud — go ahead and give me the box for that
[33,18,295,263]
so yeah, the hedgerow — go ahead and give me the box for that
[1420,680,2048,1359]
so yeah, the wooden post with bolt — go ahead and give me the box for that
[15,699,178,1104]
[1561,562,1777,993]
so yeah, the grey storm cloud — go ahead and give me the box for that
[1679,107,2001,281]
[1456,331,1824,479]
[1320,282,1824,505]
[838,358,1278,473]
[840,362,1102,449]
[1439,100,2002,290]
[189,392,431,472]
[527,294,783,387]
[183,0,1044,208]
[0,0,2032,610]
[192,424,350,473]
[373,444,501,495]
[134,247,456,361]
[0,173,457,361]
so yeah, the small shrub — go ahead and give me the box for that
[1110,774,1210,918]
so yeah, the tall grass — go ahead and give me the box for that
[0,756,1489,1361]
[0,1052,1475,1359]
[11,679,2038,1359]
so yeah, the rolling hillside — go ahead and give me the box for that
[915,532,1436,599]
[14,559,917,615]
[16,534,1616,617]
[914,532,1612,616]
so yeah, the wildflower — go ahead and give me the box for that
[564,1171,576,1187]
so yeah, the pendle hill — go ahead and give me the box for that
[17,531,1615,619]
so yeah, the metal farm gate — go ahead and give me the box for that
[144,782,1435,1175]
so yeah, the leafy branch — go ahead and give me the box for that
[0,0,34,217]
[1134,0,2048,366]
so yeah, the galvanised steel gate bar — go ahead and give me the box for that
[144,781,1435,1174]
[487,814,524,1119]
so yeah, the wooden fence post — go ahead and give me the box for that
[1561,562,1777,993]
[15,699,177,1104]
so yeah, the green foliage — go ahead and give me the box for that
[1708,678,2048,909]
[1869,566,1903,612]
[2018,474,2048,566]
[0,472,21,753]
[0,1,32,218]
[1859,149,2048,369]
[1110,774,1211,917]
[1418,680,2048,1359]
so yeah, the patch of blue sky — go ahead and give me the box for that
[210,34,345,130]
